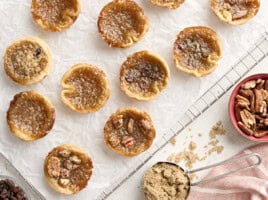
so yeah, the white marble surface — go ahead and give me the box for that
[0,0,267,200]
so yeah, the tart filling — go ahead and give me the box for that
[120,51,169,101]
[7,91,55,141]
[211,0,260,25]
[61,64,110,113]
[44,144,93,194]
[149,0,185,9]
[4,37,51,85]
[97,0,149,48]
[31,0,80,32]
[173,26,222,77]
[104,108,156,157]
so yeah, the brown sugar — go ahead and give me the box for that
[143,162,190,200]
[167,121,226,169]
[169,138,176,146]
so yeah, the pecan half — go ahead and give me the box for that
[256,79,265,89]
[265,80,268,90]
[241,80,256,89]
[238,121,253,136]
[121,136,135,149]
[240,109,256,129]
[254,130,268,138]
[254,89,266,114]
[127,118,134,134]
[108,135,120,147]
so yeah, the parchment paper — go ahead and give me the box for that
[0,0,267,199]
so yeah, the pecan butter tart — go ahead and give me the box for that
[104,108,156,157]
[44,144,93,194]
[120,51,169,101]
[31,0,80,32]
[61,64,110,113]
[97,0,149,48]
[211,0,260,25]
[149,0,185,9]
[7,91,55,141]
[173,26,222,77]
[4,37,52,85]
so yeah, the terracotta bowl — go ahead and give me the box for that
[229,73,268,142]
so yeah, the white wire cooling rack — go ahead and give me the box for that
[97,31,268,200]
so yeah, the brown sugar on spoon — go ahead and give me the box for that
[173,26,222,77]
[31,0,80,32]
[4,37,52,85]
[61,64,110,113]
[44,144,93,194]
[7,91,55,141]
[104,108,156,157]
[211,0,260,25]
[120,51,170,101]
[149,0,185,9]
[97,0,149,48]
[235,78,268,138]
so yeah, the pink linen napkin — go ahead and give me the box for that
[188,144,268,200]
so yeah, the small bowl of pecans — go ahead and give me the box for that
[229,74,268,142]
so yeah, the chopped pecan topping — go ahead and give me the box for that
[112,115,124,129]
[122,136,135,149]
[47,156,61,178]
[127,118,134,134]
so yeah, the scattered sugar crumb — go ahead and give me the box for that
[209,121,225,139]
[166,120,226,170]
[169,138,176,146]
[167,153,175,162]
[188,141,197,151]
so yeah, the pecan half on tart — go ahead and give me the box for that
[173,26,222,77]
[211,0,260,25]
[97,0,149,48]
[44,144,93,194]
[61,64,110,113]
[31,0,81,32]
[7,91,55,141]
[120,51,169,101]
[4,37,52,85]
[149,0,185,9]
[104,108,156,157]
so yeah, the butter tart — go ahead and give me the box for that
[149,0,185,9]
[61,64,110,113]
[104,107,156,157]
[7,91,55,141]
[31,0,80,32]
[120,51,169,101]
[44,144,93,194]
[97,0,149,48]
[173,26,222,77]
[211,0,260,25]
[4,37,52,85]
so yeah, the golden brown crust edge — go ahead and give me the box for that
[149,0,185,9]
[6,91,55,141]
[44,144,93,194]
[173,26,222,77]
[4,37,52,85]
[210,0,260,25]
[61,64,110,113]
[103,107,156,157]
[120,50,170,101]
[31,0,81,32]
[97,0,149,48]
